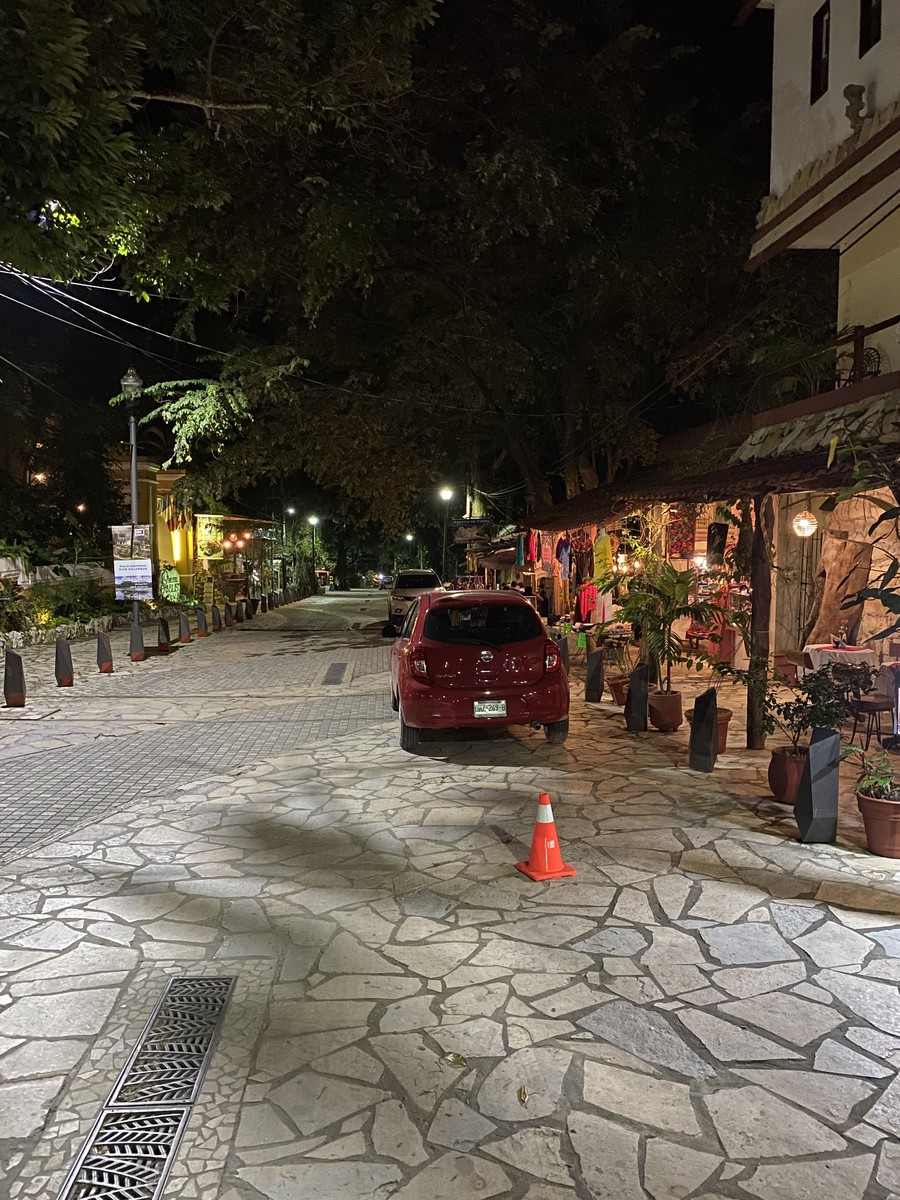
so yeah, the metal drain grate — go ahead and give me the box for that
[57,977,235,1200]
[322,662,348,684]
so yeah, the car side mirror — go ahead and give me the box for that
[382,622,400,638]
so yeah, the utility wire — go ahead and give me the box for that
[0,351,71,403]
[21,276,183,371]
[0,287,175,366]
[18,272,229,361]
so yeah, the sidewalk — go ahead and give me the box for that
[2,602,900,1198]
[0,597,391,860]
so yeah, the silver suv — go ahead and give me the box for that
[388,570,444,627]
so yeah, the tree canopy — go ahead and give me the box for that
[3,0,837,533]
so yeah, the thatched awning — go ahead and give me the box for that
[525,450,853,532]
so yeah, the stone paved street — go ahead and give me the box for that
[2,592,900,1198]
[0,591,391,859]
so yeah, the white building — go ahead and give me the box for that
[738,0,900,658]
[749,0,900,360]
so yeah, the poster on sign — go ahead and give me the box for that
[196,513,225,559]
[110,525,153,600]
[110,524,152,560]
[114,558,154,600]
[452,518,491,546]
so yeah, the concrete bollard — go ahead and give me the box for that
[196,607,209,636]
[129,623,145,662]
[224,603,234,628]
[178,612,192,644]
[4,650,25,707]
[97,631,114,673]
[158,617,171,655]
[211,605,222,632]
[55,638,74,687]
[244,599,253,621]
[235,601,245,623]
[260,595,268,614]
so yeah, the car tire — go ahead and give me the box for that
[544,718,569,745]
[391,687,399,712]
[399,715,420,752]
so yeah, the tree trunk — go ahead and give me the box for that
[747,494,774,750]
[334,525,349,591]
[578,454,600,492]
[503,418,553,512]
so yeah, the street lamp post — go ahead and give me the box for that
[283,506,295,548]
[120,368,143,632]
[308,516,319,590]
[439,487,453,582]
[283,506,296,588]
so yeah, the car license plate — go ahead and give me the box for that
[474,700,506,718]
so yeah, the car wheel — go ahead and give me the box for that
[544,718,569,745]
[391,687,399,712]
[399,715,420,752]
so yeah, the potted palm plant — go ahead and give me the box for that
[613,563,717,732]
[767,668,847,805]
[843,747,900,857]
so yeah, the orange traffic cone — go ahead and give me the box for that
[516,793,576,881]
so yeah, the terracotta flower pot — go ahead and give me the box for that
[767,747,807,806]
[607,676,629,706]
[648,690,683,732]
[857,792,900,858]
[686,707,734,754]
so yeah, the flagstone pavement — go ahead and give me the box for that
[2,593,900,1198]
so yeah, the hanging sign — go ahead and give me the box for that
[110,524,152,560]
[110,524,153,600]
[453,518,491,546]
[196,514,225,560]
[113,559,154,600]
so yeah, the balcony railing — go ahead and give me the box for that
[832,314,900,388]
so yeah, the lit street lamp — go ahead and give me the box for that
[405,531,423,569]
[439,487,453,582]
[308,516,319,587]
[283,505,296,547]
[120,367,143,632]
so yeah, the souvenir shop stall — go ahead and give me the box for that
[665,503,751,669]
[517,499,752,669]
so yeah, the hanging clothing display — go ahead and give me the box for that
[555,534,572,580]
[570,530,594,586]
[515,534,525,567]
[574,582,597,623]
[594,528,613,579]
[527,530,539,565]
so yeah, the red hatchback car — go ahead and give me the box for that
[390,590,569,752]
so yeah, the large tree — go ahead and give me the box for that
[0,0,439,282]
[6,0,835,532]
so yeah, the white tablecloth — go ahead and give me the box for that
[803,645,878,672]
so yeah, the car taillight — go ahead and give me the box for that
[545,643,560,673]
[409,649,429,680]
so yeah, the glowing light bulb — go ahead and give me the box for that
[792,511,818,539]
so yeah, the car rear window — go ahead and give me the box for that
[395,573,441,589]
[424,603,544,646]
